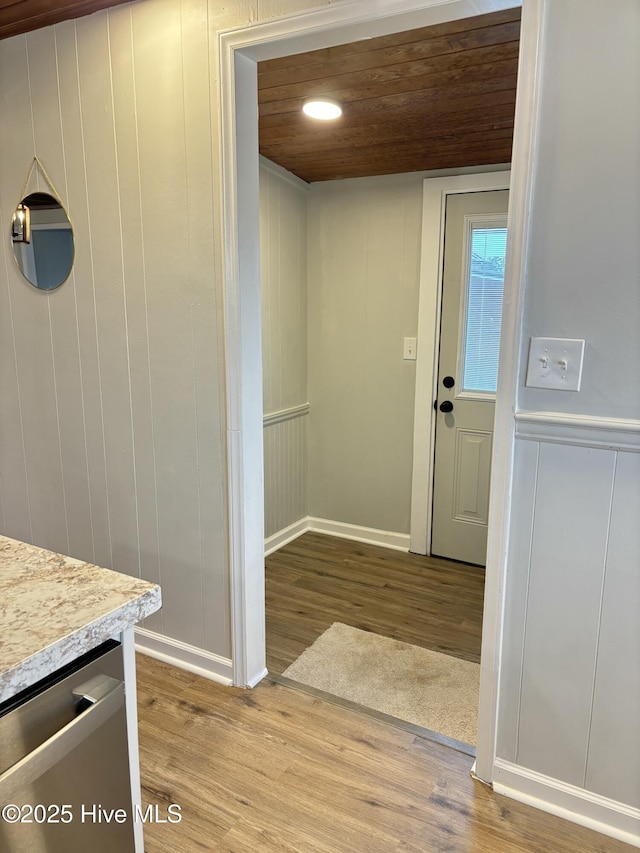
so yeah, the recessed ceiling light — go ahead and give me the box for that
[302,98,342,120]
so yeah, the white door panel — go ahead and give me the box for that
[453,429,492,525]
[431,189,509,565]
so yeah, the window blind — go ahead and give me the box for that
[462,226,507,394]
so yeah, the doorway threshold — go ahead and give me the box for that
[268,671,476,759]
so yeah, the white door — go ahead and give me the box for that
[431,190,509,566]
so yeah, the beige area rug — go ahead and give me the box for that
[282,622,480,745]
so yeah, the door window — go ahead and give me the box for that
[460,222,507,395]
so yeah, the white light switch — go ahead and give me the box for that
[403,337,417,361]
[525,337,585,391]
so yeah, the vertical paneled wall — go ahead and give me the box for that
[495,0,640,820]
[585,450,640,806]
[263,413,308,540]
[307,174,424,535]
[260,159,309,539]
[0,0,251,656]
[498,433,640,810]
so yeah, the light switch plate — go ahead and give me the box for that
[403,337,417,361]
[525,337,585,391]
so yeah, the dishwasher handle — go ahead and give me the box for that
[0,675,124,803]
[72,673,122,712]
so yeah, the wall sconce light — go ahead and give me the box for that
[11,203,30,244]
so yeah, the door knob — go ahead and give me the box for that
[439,400,454,413]
[443,376,455,389]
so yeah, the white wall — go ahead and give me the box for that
[495,0,640,828]
[307,173,425,535]
[260,158,309,539]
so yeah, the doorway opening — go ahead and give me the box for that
[219,0,535,784]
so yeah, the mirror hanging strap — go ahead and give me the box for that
[18,156,63,206]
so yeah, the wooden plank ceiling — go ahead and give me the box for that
[258,7,520,183]
[0,0,131,41]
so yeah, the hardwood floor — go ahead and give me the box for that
[137,654,632,853]
[266,532,485,674]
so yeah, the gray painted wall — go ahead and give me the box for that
[0,0,335,656]
[260,159,308,418]
[261,168,434,539]
[307,174,424,534]
[517,0,640,420]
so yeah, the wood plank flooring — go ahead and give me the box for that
[137,654,632,853]
[266,532,485,674]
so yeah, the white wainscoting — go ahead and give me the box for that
[263,404,309,540]
[497,411,640,842]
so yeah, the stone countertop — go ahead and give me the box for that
[0,535,161,704]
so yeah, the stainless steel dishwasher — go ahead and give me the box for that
[0,639,136,852]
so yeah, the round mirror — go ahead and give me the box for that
[11,192,74,290]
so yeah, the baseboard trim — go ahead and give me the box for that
[246,667,269,688]
[135,628,233,687]
[265,517,309,556]
[265,516,411,555]
[493,759,640,848]
[308,516,409,551]
[307,517,410,552]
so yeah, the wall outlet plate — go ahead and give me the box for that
[525,337,585,391]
